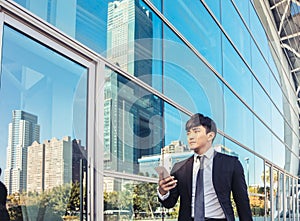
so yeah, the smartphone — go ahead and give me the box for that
[155,166,170,179]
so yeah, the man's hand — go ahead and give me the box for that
[158,174,177,195]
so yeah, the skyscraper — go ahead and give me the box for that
[27,141,44,193]
[27,137,84,193]
[44,136,72,191]
[104,0,163,175]
[4,110,40,194]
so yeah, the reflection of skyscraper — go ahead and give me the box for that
[27,136,82,193]
[44,136,72,190]
[104,0,163,176]
[72,139,86,183]
[4,110,40,194]
[27,141,44,193]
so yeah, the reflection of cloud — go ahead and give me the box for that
[22,67,44,90]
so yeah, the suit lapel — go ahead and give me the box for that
[212,151,222,185]
[185,156,194,200]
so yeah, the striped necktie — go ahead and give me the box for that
[194,156,205,221]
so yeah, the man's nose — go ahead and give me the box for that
[188,134,195,140]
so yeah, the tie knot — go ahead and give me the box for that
[197,156,204,169]
[197,155,203,161]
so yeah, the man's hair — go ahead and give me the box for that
[0,168,2,176]
[185,113,217,135]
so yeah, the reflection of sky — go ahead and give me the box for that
[0,26,87,181]
[225,139,265,187]
[1,0,296,183]
[164,104,189,146]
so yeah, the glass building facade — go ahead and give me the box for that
[0,0,299,220]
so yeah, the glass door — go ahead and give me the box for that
[0,15,94,221]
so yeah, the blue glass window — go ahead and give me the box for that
[224,87,254,149]
[221,0,251,64]
[0,25,87,219]
[163,0,222,74]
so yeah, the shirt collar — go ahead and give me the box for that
[194,146,214,161]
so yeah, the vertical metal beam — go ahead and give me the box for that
[278,0,291,35]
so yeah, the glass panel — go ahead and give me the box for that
[254,117,272,161]
[265,165,271,221]
[272,136,285,168]
[291,178,296,220]
[271,99,284,142]
[148,0,162,11]
[103,176,165,220]
[163,26,224,134]
[290,152,299,176]
[13,0,108,53]
[251,43,271,94]
[232,0,250,26]
[0,25,87,220]
[139,103,193,178]
[249,4,269,61]
[203,0,221,20]
[222,35,253,107]
[221,0,251,64]
[270,75,283,114]
[12,0,165,92]
[274,169,281,221]
[163,0,222,74]
[253,80,271,128]
[268,47,281,83]
[252,157,267,219]
[285,176,293,220]
[224,139,266,219]
[295,180,299,220]
[103,67,165,175]
[224,87,254,149]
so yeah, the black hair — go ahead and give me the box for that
[185,113,217,136]
[0,168,2,176]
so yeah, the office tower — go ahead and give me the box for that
[4,110,40,194]
[44,136,72,190]
[27,141,45,193]
[27,137,84,193]
[105,0,163,175]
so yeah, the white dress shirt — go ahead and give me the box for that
[192,147,225,218]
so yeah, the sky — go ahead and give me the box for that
[0,0,293,187]
[0,25,87,181]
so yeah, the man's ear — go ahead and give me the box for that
[207,132,215,142]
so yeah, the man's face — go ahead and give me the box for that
[186,125,214,153]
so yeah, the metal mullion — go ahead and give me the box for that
[93,61,105,221]
[103,170,158,184]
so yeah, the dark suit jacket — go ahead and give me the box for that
[0,181,10,221]
[159,151,253,221]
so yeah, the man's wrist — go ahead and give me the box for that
[158,187,167,195]
[157,187,170,200]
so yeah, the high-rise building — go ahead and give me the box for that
[4,110,40,194]
[27,137,84,193]
[44,136,72,190]
[104,0,163,175]
[27,141,44,193]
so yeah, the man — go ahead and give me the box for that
[0,168,10,221]
[158,113,252,221]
